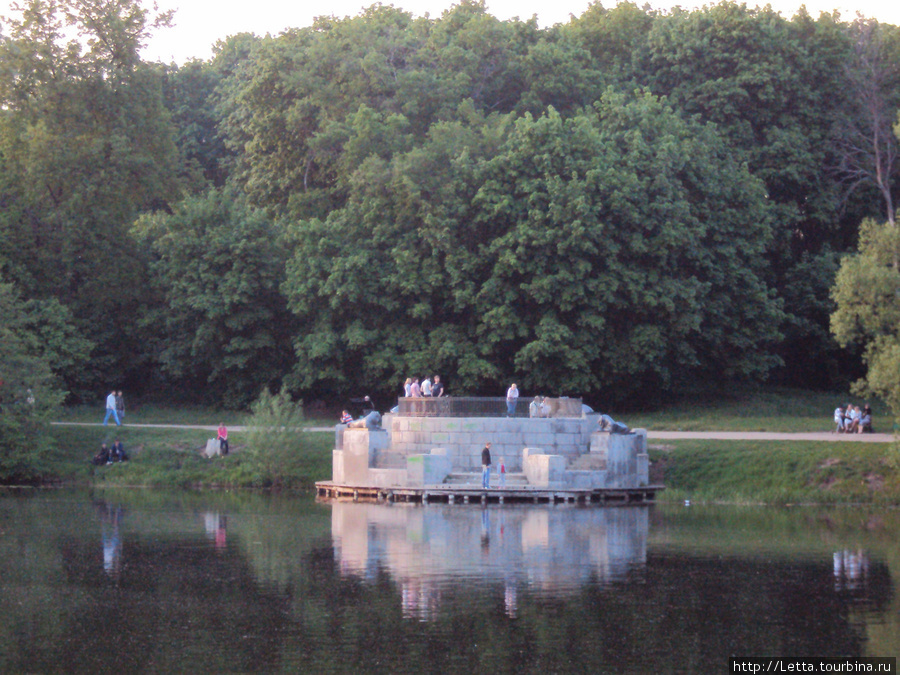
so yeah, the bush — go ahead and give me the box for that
[243,386,306,485]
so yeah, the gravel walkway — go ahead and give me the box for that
[51,422,894,442]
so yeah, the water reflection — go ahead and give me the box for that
[2,491,898,672]
[203,511,228,550]
[97,501,123,577]
[834,549,870,592]
[331,502,649,620]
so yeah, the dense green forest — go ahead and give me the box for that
[2,0,900,439]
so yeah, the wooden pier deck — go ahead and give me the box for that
[315,481,664,505]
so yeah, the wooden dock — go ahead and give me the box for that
[315,481,664,505]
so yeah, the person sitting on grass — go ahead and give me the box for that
[111,439,128,462]
[217,423,229,455]
[92,443,110,466]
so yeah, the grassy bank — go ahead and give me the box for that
[48,424,333,489]
[650,439,900,505]
[36,388,900,502]
[625,386,892,432]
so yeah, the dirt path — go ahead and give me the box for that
[51,422,894,442]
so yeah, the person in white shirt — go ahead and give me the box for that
[506,383,518,417]
[103,390,121,426]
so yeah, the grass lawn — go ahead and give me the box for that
[650,439,900,505]
[625,386,891,433]
[48,423,333,489]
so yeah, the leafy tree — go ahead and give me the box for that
[831,218,900,423]
[0,0,183,396]
[132,188,296,406]
[283,93,782,401]
[243,386,306,486]
[0,277,65,483]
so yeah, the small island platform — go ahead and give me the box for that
[318,396,664,506]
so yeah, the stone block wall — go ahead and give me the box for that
[388,416,592,471]
[329,416,648,491]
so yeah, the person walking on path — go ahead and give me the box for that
[481,442,492,489]
[506,383,518,417]
[217,423,229,455]
[115,391,125,422]
[103,391,121,426]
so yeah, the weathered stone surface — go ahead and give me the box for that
[329,414,647,490]
[332,450,345,483]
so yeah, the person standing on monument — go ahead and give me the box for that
[506,383,519,417]
[481,442,492,489]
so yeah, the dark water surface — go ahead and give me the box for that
[1,489,897,673]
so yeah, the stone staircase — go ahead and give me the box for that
[443,471,529,487]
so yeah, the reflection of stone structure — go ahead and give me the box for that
[325,408,653,496]
[331,502,649,605]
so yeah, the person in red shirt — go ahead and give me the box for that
[217,423,229,455]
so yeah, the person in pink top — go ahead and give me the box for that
[217,423,229,455]
[410,378,421,397]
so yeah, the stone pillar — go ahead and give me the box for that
[342,428,390,484]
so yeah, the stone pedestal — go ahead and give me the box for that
[343,428,390,484]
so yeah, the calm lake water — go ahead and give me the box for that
[1,489,897,673]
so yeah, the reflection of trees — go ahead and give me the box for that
[1,493,898,672]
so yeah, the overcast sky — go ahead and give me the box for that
[3,0,900,64]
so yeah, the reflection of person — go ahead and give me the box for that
[481,442,492,488]
[115,391,125,422]
[103,390,121,426]
[217,423,229,455]
[506,383,518,417]
[215,514,227,550]
[100,505,123,577]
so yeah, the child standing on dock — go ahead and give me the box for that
[499,457,506,487]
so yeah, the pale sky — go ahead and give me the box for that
[3,0,900,64]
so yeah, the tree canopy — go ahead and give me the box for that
[1,0,899,416]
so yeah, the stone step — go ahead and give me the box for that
[445,472,529,486]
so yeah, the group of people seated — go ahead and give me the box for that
[833,404,873,433]
[92,440,129,465]
[528,396,553,418]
